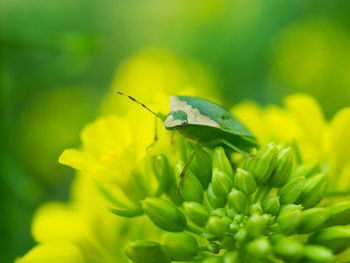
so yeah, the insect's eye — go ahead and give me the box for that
[181,121,188,127]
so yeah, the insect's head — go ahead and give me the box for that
[164,110,188,130]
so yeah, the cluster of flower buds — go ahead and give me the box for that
[110,143,350,262]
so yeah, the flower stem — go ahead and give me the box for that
[186,225,203,235]
[326,189,350,196]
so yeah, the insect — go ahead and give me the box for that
[115,91,257,192]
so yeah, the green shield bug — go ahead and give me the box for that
[115,91,257,192]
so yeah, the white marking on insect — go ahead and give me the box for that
[166,96,220,128]
[164,114,185,128]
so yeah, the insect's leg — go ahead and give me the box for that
[177,147,199,194]
[220,139,255,158]
[146,116,158,150]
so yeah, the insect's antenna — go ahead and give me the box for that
[114,90,164,120]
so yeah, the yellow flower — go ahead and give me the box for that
[16,173,161,263]
[19,50,220,262]
[232,93,350,191]
[59,116,134,183]
[15,242,84,263]
[58,114,164,206]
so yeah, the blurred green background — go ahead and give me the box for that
[1,0,350,261]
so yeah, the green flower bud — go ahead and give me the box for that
[303,245,335,262]
[188,146,212,189]
[247,237,271,260]
[207,183,226,208]
[125,240,170,263]
[269,147,293,187]
[278,176,305,205]
[229,222,239,234]
[298,173,328,209]
[151,154,171,195]
[175,161,204,203]
[227,188,248,214]
[263,213,274,226]
[234,168,257,195]
[293,162,319,178]
[298,208,330,234]
[141,197,186,232]
[249,202,263,215]
[273,237,304,261]
[309,226,350,254]
[108,206,144,218]
[212,168,233,198]
[213,146,233,176]
[162,232,198,261]
[243,149,257,172]
[227,208,236,218]
[220,234,235,250]
[210,208,227,217]
[277,204,302,235]
[262,197,280,216]
[223,251,239,263]
[183,202,209,227]
[253,142,278,184]
[246,214,267,238]
[206,216,231,238]
[208,242,220,254]
[326,201,350,226]
[234,228,247,243]
[233,214,244,223]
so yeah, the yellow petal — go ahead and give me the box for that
[263,105,301,143]
[81,116,133,158]
[59,149,102,174]
[15,242,84,263]
[284,93,325,146]
[31,202,92,243]
[328,108,350,182]
[231,101,267,144]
